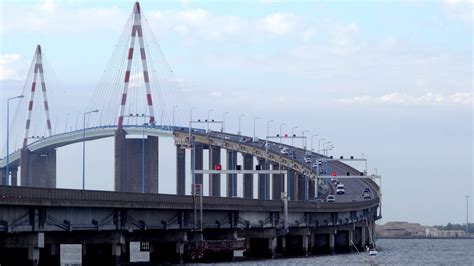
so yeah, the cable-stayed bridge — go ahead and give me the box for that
[0,2,381,265]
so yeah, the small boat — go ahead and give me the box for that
[369,249,378,256]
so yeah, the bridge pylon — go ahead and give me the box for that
[17,44,57,188]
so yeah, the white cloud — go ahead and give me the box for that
[260,13,298,35]
[338,92,473,106]
[0,54,28,81]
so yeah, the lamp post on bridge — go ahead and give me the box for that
[322,141,331,155]
[311,134,318,152]
[253,117,259,141]
[82,109,99,190]
[207,109,213,132]
[238,114,245,137]
[291,126,298,146]
[222,112,228,132]
[5,95,24,186]
[318,138,325,153]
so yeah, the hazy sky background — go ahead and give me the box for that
[0,0,472,226]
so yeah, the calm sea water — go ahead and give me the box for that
[61,239,474,265]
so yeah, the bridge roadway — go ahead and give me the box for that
[0,186,379,265]
[2,125,378,203]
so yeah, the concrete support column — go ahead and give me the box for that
[115,129,159,193]
[209,146,221,197]
[10,167,18,186]
[272,163,283,200]
[287,169,297,200]
[308,178,315,198]
[257,158,270,200]
[0,168,5,185]
[28,246,40,265]
[329,232,335,254]
[226,150,237,197]
[20,148,56,188]
[192,144,204,186]
[176,146,186,195]
[297,174,306,200]
[348,230,354,250]
[243,154,253,199]
[302,235,309,256]
[39,244,60,266]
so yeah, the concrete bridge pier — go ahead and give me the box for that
[226,150,237,197]
[176,145,186,195]
[308,178,315,198]
[297,174,310,200]
[287,169,298,200]
[0,168,5,185]
[243,154,253,198]
[114,129,158,193]
[209,145,221,196]
[20,148,56,188]
[257,158,270,200]
[192,144,204,188]
[272,163,283,200]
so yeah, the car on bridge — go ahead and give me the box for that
[326,195,336,202]
[362,188,372,199]
[336,184,345,194]
[281,147,289,154]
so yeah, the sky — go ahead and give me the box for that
[0,0,472,226]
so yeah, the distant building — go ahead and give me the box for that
[376,221,426,238]
[425,228,466,238]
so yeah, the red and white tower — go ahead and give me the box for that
[23,44,53,148]
[117,2,156,129]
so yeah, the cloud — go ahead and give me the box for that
[0,54,28,81]
[338,92,473,106]
[260,13,298,35]
[0,2,124,34]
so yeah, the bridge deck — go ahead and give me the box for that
[0,186,378,213]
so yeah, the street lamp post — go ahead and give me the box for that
[302,130,309,149]
[207,109,213,132]
[253,117,259,141]
[5,95,24,186]
[318,138,326,153]
[82,109,99,190]
[311,134,318,152]
[322,141,330,155]
[238,114,245,136]
[222,112,228,132]
[291,126,298,146]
